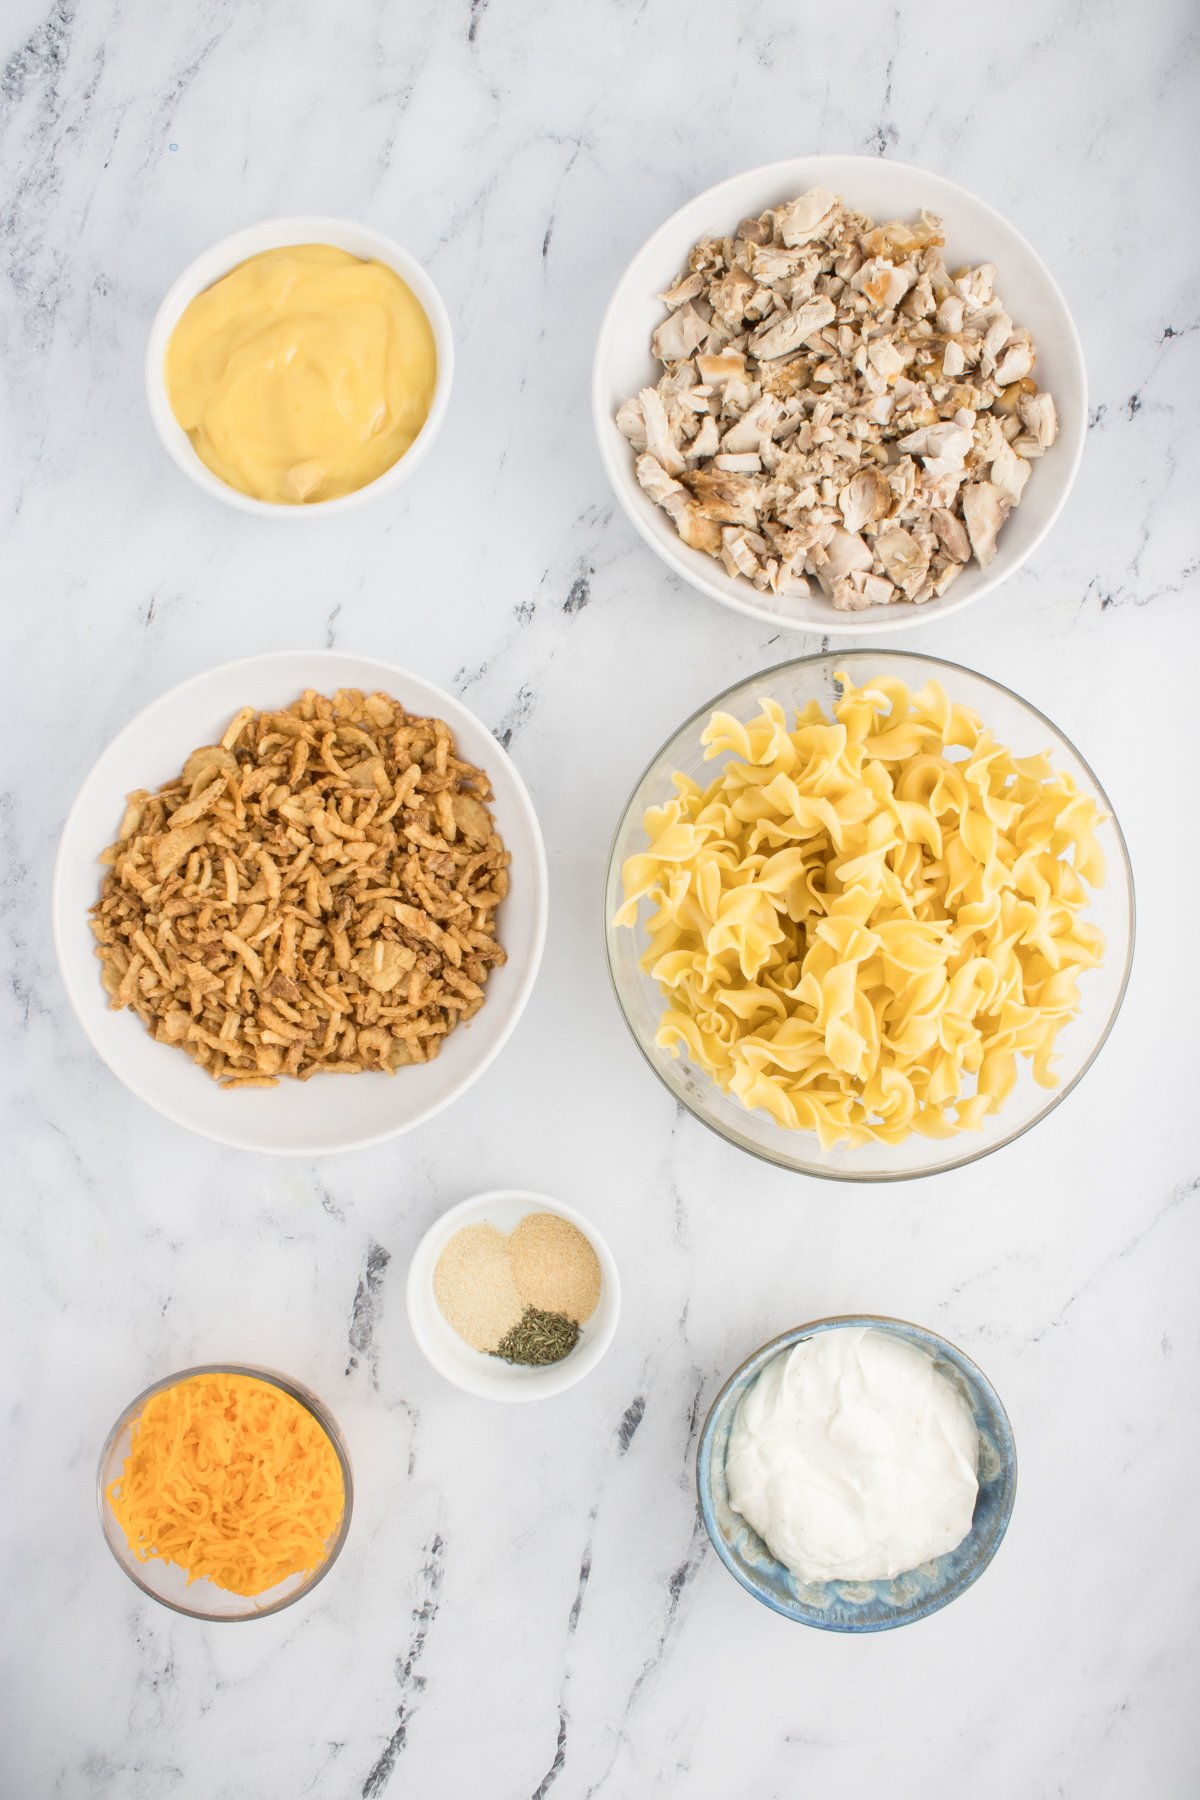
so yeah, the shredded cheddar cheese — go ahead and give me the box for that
[107,1372,345,1596]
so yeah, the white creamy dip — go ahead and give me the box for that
[726,1327,979,1583]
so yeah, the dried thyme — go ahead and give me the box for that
[493,1307,580,1367]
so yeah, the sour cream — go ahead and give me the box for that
[726,1327,979,1583]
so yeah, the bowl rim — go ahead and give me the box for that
[145,214,455,516]
[695,1314,1018,1632]
[591,152,1087,636]
[97,1362,354,1621]
[52,647,550,1155]
[404,1188,622,1401]
[603,646,1136,1181]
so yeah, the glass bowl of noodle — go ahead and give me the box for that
[97,1364,353,1620]
[603,651,1134,1181]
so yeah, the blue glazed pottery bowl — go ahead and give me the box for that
[697,1316,1017,1632]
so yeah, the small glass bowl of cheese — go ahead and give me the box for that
[97,1364,353,1620]
[146,217,453,514]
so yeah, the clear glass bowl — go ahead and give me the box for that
[97,1364,353,1620]
[603,651,1135,1181]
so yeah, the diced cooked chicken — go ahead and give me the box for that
[815,527,874,592]
[857,572,898,606]
[708,266,757,326]
[674,506,724,555]
[688,415,720,460]
[720,528,762,579]
[659,270,706,308]
[617,186,1056,607]
[778,187,840,246]
[658,359,702,413]
[957,263,995,307]
[937,295,965,334]
[687,469,761,527]
[638,385,685,476]
[899,416,973,468]
[615,395,647,452]
[983,310,1014,362]
[636,456,724,556]
[635,453,684,508]
[719,393,784,454]
[994,340,1034,386]
[774,550,812,597]
[831,578,875,611]
[651,303,708,363]
[867,338,906,381]
[1018,390,1058,448]
[862,214,944,258]
[852,257,913,310]
[696,350,746,386]
[932,508,971,562]
[990,436,1031,504]
[746,243,810,282]
[874,526,930,597]
[839,469,891,533]
[749,296,836,360]
[962,482,1009,566]
[736,214,773,246]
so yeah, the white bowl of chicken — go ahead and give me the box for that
[592,156,1085,634]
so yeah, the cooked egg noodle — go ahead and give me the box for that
[616,674,1105,1147]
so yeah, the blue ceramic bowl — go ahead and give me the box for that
[697,1316,1017,1632]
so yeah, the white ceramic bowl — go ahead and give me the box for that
[406,1191,621,1401]
[592,155,1086,635]
[146,216,454,515]
[54,651,548,1156]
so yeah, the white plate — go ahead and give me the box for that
[146,217,454,516]
[592,155,1086,635]
[405,1191,621,1401]
[53,651,548,1156]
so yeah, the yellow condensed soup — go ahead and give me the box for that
[165,244,437,504]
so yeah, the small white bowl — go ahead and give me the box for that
[146,216,454,515]
[53,651,548,1156]
[406,1191,621,1401]
[592,155,1086,636]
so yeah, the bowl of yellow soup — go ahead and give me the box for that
[146,216,453,514]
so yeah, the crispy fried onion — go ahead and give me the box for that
[90,689,509,1088]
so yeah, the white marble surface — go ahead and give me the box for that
[2,1,1198,1795]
